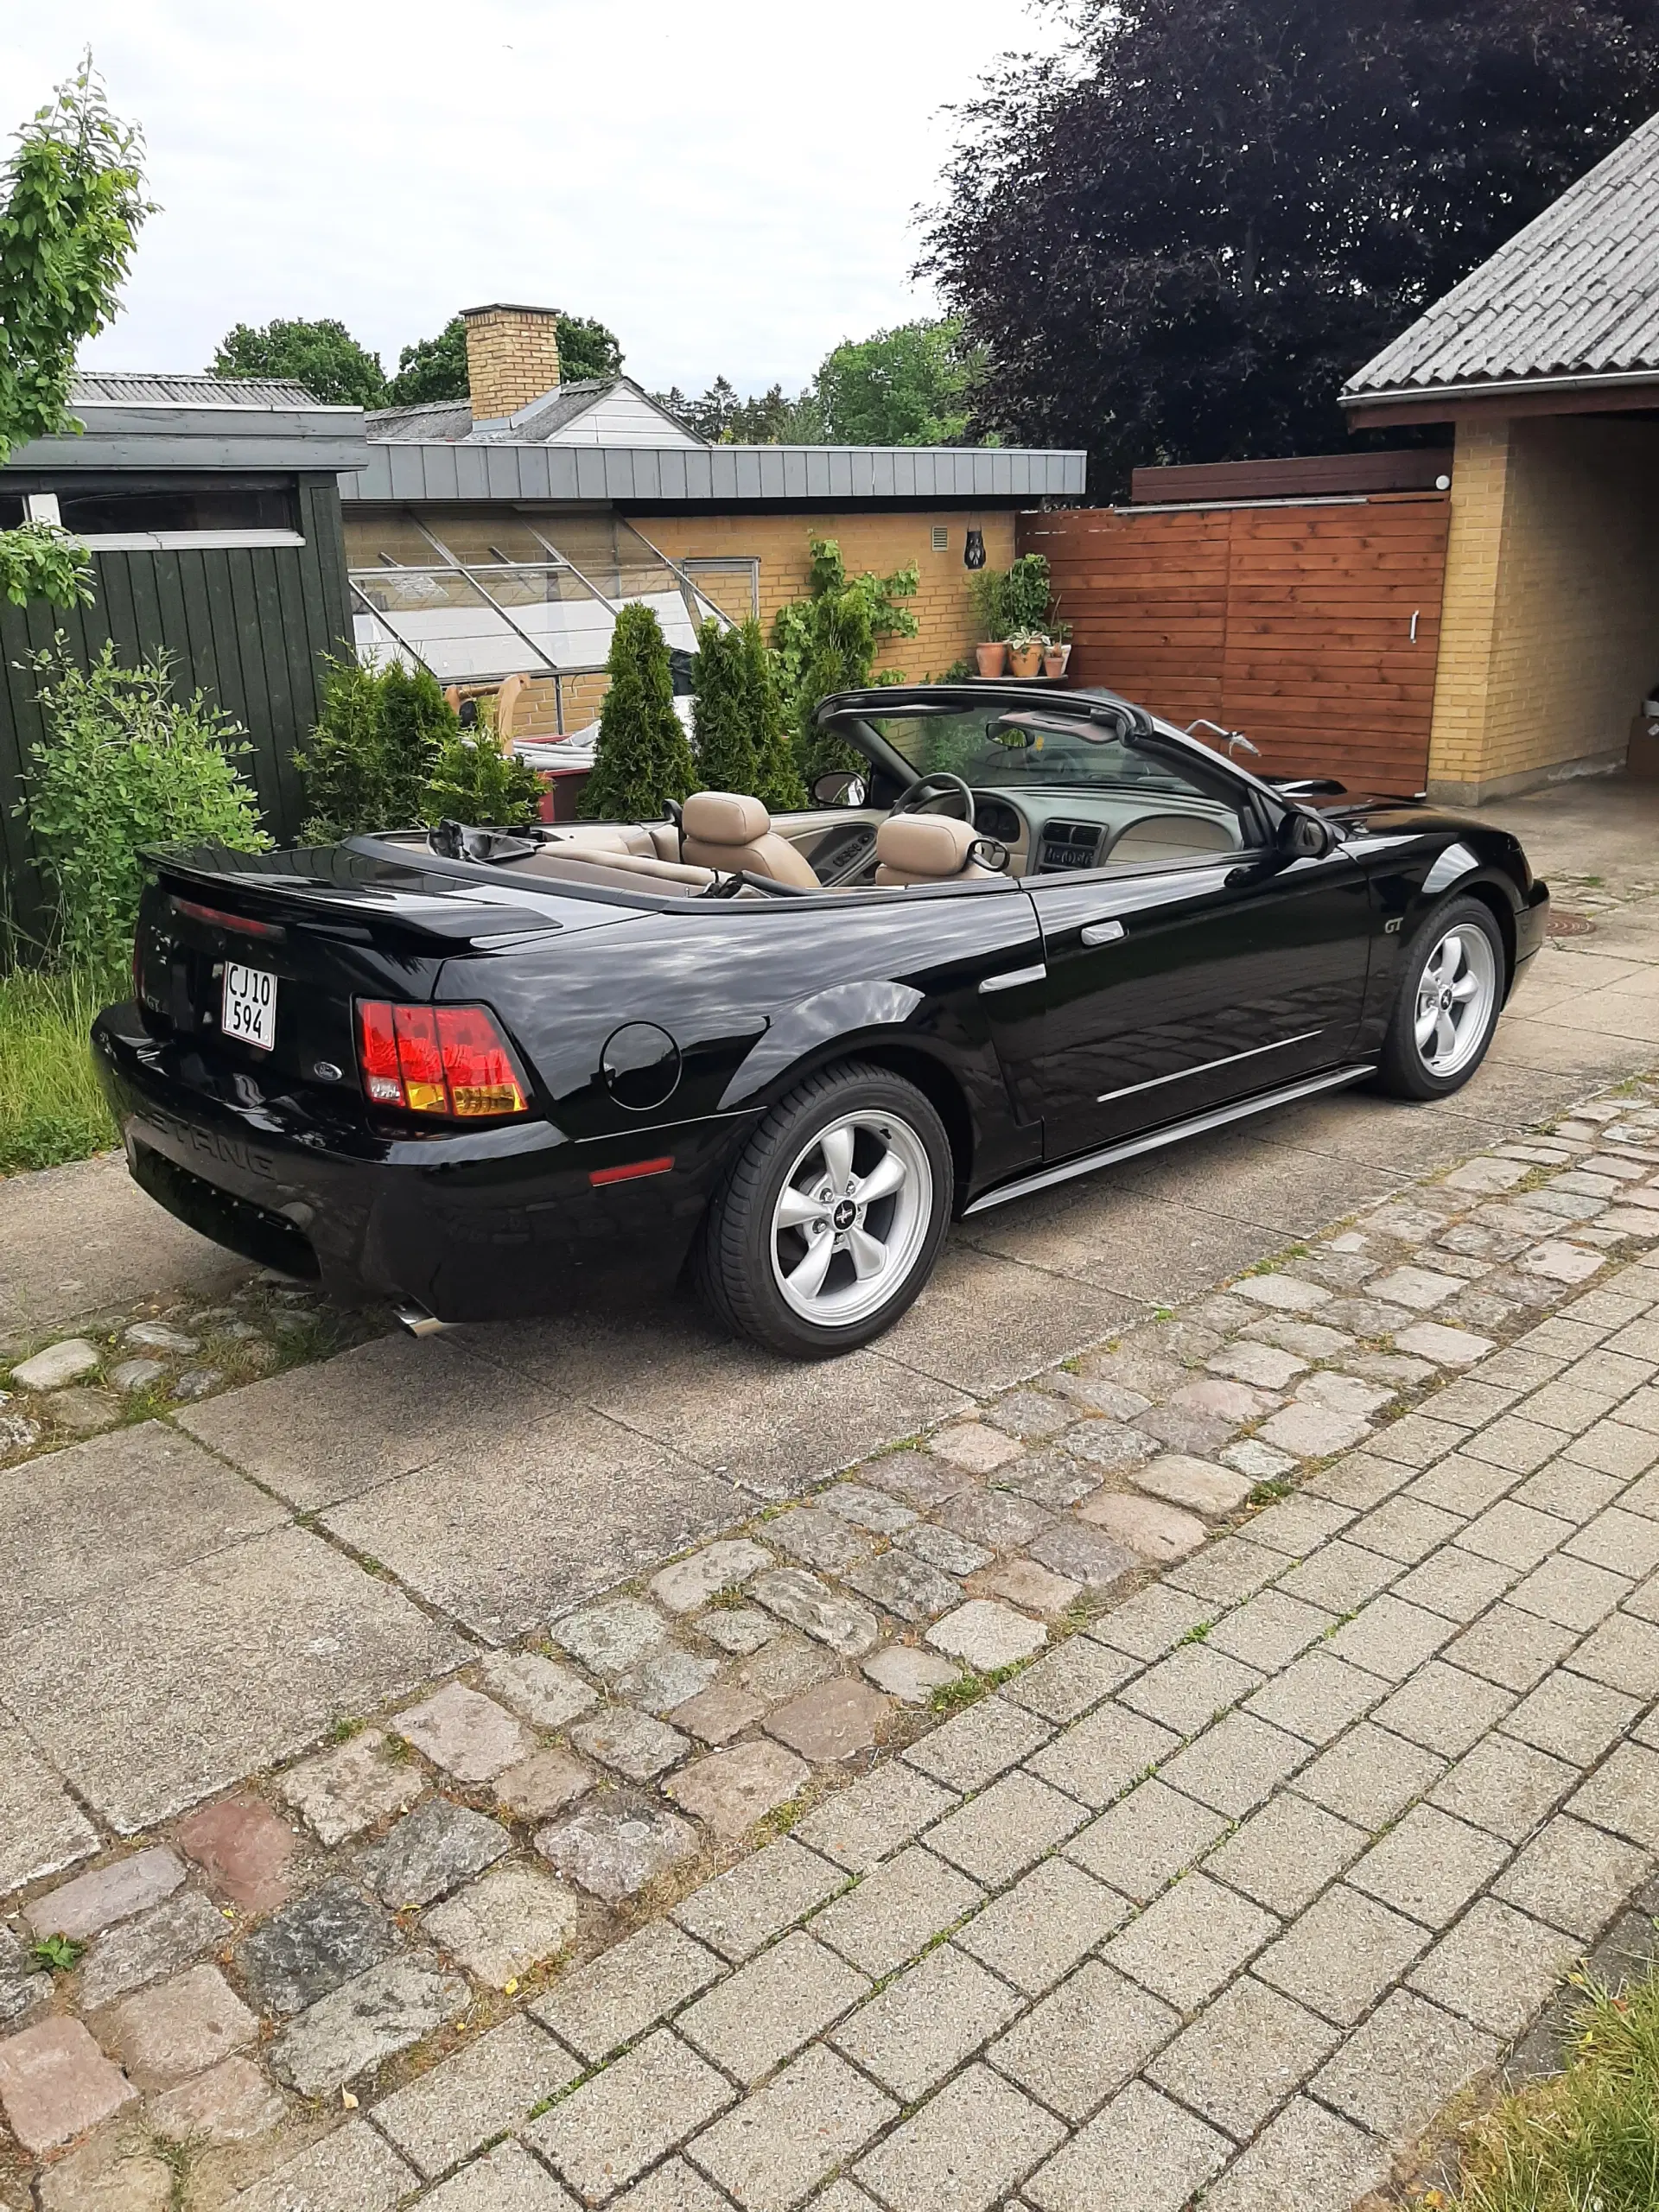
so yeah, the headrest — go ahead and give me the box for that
[874,814,981,877]
[683,791,770,845]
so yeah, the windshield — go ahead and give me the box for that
[860,709,1230,798]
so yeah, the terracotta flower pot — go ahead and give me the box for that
[1007,645,1044,678]
[1043,644,1071,677]
[976,641,1009,677]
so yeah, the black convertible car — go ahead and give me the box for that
[94,682,1548,1357]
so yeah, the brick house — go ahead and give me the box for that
[347,303,1084,738]
[1341,111,1659,804]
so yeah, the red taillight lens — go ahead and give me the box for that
[355,1001,528,1120]
[357,1001,404,1106]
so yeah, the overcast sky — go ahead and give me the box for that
[4,1,1064,397]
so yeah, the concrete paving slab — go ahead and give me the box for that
[0,1151,247,1337]
[176,1333,556,1510]
[0,1422,286,1634]
[0,1720,96,1895]
[1,1527,467,1829]
[323,1404,744,1643]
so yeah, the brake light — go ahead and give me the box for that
[355,1001,528,1118]
[172,897,286,941]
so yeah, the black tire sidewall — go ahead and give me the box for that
[702,1065,953,1357]
[1379,895,1506,1100]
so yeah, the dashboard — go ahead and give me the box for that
[971,791,1245,878]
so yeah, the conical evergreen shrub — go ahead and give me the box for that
[743,620,808,812]
[581,603,697,820]
[690,619,758,795]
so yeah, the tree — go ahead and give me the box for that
[742,620,808,812]
[771,539,918,785]
[296,658,453,840]
[817,319,978,445]
[385,311,623,407]
[690,619,759,795]
[653,378,824,443]
[422,713,543,828]
[212,317,387,407]
[581,604,697,820]
[922,0,1659,493]
[0,60,151,609]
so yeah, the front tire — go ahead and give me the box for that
[1375,894,1506,1100]
[695,1061,953,1357]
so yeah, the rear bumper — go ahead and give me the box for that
[92,1004,741,1322]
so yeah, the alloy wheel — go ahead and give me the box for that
[1414,925,1497,1078]
[770,1110,935,1328]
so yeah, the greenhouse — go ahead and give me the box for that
[343,507,729,731]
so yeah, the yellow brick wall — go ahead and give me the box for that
[1428,416,1659,801]
[636,511,1018,681]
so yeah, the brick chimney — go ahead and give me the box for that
[462,303,562,424]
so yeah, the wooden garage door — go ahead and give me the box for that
[1021,494,1450,794]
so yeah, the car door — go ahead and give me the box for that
[1027,816,1375,1165]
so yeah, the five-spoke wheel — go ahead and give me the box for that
[1377,894,1506,1099]
[696,1063,953,1357]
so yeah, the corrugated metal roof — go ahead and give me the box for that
[340,441,1087,505]
[67,372,326,408]
[366,378,705,446]
[1345,109,1659,400]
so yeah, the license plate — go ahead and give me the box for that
[221,962,278,1051]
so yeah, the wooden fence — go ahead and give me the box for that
[1020,494,1452,794]
[0,474,352,954]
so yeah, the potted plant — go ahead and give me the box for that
[1005,628,1048,678]
[976,639,1009,677]
[1044,620,1073,678]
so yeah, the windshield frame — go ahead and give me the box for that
[817,685,1278,818]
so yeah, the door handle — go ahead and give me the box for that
[1080,918,1126,947]
[978,962,1047,996]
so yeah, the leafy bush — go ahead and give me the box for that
[422,712,543,828]
[581,604,697,820]
[18,642,268,965]
[296,658,454,841]
[690,620,758,796]
[742,620,808,812]
[771,539,918,785]
[969,552,1052,641]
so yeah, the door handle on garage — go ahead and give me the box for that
[1080,918,1126,947]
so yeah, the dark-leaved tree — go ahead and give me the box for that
[921,0,1659,492]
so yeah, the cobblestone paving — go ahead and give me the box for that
[11,1079,1659,2208]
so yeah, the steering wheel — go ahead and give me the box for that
[890,771,977,830]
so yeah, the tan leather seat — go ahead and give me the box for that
[874,815,1001,887]
[682,792,821,888]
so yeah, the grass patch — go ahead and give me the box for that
[0,960,124,1175]
[1437,1966,1659,2210]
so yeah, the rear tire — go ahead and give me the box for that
[695,1061,953,1357]
[1375,894,1506,1100]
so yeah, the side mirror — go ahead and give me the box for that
[813,772,868,808]
[1278,807,1334,860]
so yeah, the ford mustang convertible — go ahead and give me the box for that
[94,682,1548,1357]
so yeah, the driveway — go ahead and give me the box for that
[3,777,1658,1841]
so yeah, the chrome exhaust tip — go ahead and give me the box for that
[394,1300,448,1337]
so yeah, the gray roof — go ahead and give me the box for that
[67,371,322,409]
[1345,110,1659,403]
[366,378,702,445]
[341,440,1086,505]
[6,373,369,474]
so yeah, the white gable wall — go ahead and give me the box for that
[545,387,702,448]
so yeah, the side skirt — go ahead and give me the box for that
[961,1064,1377,1217]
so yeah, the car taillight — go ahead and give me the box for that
[355,1001,528,1119]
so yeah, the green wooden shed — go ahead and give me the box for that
[0,375,368,951]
